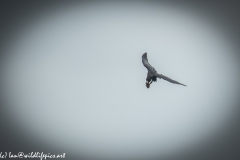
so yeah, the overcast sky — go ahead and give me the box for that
[1,1,240,160]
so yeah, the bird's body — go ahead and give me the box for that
[142,52,186,88]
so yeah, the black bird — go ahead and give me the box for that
[142,52,186,88]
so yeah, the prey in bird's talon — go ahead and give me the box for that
[146,82,150,88]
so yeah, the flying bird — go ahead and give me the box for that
[142,52,186,88]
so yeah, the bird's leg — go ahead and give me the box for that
[149,79,153,84]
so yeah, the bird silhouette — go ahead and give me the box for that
[142,52,186,88]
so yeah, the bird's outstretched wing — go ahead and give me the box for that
[142,52,157,73]
[156,74,187,86]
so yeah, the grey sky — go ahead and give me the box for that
[1,1,240,159]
